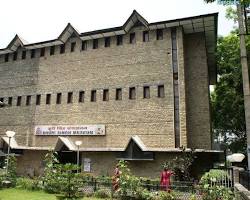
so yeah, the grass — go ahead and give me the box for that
[0,188,105,200]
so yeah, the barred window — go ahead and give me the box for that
[71,42,76,52]
[36,95,41,105]
[56,93,62,104]
[158,85,165,98]
[50,46,55,55]
[129,87,136,100]
[79,91,84,103]
[103,89,109,101]
[40,48,45,57]
[117,35,123,46]
[116,88,122,100]
[143,31,149,42]
[143,86,150,99]
[91,90,96,102]
[46,94,51,105]
[130,33,136,44]
[156,29,163,40]
[8,97,12,106]
[60,44,65,54]
[82,41,87,51]
[67,92,73,104]
[105,37,111,47]
[17,96,22,106]
[26,95,31,106]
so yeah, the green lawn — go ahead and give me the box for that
[0,188,104,200]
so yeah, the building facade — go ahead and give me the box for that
[0,11,218,178]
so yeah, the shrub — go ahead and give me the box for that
[94,188,110,199]
[200,169,228,185]
[16,177,42,191]
[152,191,177,200]
[134,188,154,200]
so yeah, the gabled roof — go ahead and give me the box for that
[58,23,80,43]
[0,136,19,149]
[123,10,149,32]
[124,135,147,151]
[7,34,27,51]
[54,136,77,151]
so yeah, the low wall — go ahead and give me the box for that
[235,183,250,200]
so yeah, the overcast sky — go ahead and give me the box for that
[0,0,235,48]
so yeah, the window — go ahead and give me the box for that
[158,85,165,98]
[40,48,45,57]
[103,89,109,101]
[26,95,31,106]
[116,88,122,100]
[22,51,26,59]
[129,87,136,100]
[71,42,76,52]
[82,41,87,51]
[50,46,55,55]
[60,44,65,54]
[56,93,62,104]
[31,49,36,58]
[143,31,149,42]
[13,52,17,61]
[46,94,51,105]
[93,39,98,49]
[4,54,9,62]
[78,91,84,103]
[17,96,22,106]
[67,92,73,104]
[104,37,110,47]
[143,86,150,99]
[8,97,12,106]
[156,29,163,40]
[36,94,41,105]
[117,35,123,46]
[91,90,96,102]
[130,33,136,44]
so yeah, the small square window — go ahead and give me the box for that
[31,49,36,58]
[67,92,73,104]
[143,86,150,99]
[71,42,76,52]
[4,54,9,62]
[22,51,26,59]
[13,52,18,61]
[36,94,41,105]
[130,33,136,44]
[60,44,65,54]
[156,29,163,40]
[40,48,45,57]
[117,35,123,46]
[79,91,84,103]
[129,87,136,100]
[26,95,31,106]
[105,37,110,47]
[116,88,122,100]
[17,96,22,106]
[56,93,62,104]
[8,97,12,106]
[103,89,109,101]
[50,46,55,55]
[143,31,149,42]
[91,90,96,102]
[46,94,51,105]
[93,39,98,49]
[82,41,87,51]
[158,85,165,98]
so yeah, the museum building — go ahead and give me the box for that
[0,10,218,177]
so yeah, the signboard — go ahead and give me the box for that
[83,158,91,172]
[217,0,239,5]
[35,125,105,136]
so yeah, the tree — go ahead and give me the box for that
[211,32,249,153]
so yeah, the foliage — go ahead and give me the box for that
[212,32,250,154]
[200,169,228,185]
[152,191,177,200]
[202,185,234,200]
[55,163,82,199]
[93,188,110,198]
[163,148,196,181]
[16,177,42,191]
[42,151,60,193]
[3,155,17,186]
[115,160,142,198]
[200,170,234,200]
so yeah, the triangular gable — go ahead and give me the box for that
[7,34,27,51]
[54,136,77,151]
[124,135,147,151]
[0,136,19,149]
[58,23,80,43]
[123,10,149,33]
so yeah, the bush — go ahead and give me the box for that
[16,177,42,191]
[134,188,154,200]
[152,191,177,200]
[94,188,110,198]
